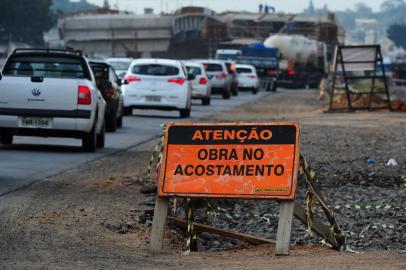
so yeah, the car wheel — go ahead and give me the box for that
[266,82,271,91]
[97,121,105,148]
[123,107,132,116]
[106,110,117,132]
[116,112,123,128]
[202,97,211,105]
[179,107,191,118]
[82,123,97,152]
[252,87,259,94]
[0,133,13,145]
[232,86,238,96]
[272,81,277,92]
[222,88,231,99]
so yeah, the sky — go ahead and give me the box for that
[86,0,388,14]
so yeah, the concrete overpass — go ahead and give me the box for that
[60,14,172,58]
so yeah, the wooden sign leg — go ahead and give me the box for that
[275,200,295,256]
[149,196,170,254]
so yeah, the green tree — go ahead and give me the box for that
[103,0,110,9]
[387,24,406,49]
[51,0,98,14]
[380,0,405,12]
[354,2,373,17]
[352,30,366,43]
[335,9,356,30]
[0,0,55,45]
[379,0,406,26]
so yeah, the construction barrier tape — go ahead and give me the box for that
[184,198,197,255]
[299,154,346,250]
[146,129,165,183]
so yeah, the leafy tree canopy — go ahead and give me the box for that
[51,0,98,14]
[0,0,55,45]
[387,23,406,49]
[335,0,406,37]
[380,0,405,12]
[354,2,373,18]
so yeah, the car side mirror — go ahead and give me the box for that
[116,79,122,86]
[187,73,196,81]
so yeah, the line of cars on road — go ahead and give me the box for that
[0,48,261,151]
[118,58,260,117]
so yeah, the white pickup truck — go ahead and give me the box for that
[0,48,106,152]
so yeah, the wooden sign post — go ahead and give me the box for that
[150,122,300,255]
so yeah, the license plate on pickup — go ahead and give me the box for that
[20,117,52,128]
[145,96,161,102]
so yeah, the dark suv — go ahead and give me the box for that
[89,60,124,132]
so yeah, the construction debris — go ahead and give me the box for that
[391,100,406,112]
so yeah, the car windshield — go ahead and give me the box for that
[237,68,253,74]
[131,64,179,76]
[203,63,223,72]
[108,61,131,71]
[3,55,87,79]
[90,63,109,81]
[186,66,202,75]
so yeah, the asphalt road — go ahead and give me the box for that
[0,91,270,196]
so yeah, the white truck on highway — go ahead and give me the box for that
[0,48,106,152]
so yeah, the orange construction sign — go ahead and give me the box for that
[158,122,300,199]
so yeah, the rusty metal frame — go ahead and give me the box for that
[328,45,391,112]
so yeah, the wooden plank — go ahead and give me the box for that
[275,200,295,255]
[149,196,170,254]
[173,219,276,245]
[293,202,338,248]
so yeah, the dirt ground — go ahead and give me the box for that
[0,89,405,269]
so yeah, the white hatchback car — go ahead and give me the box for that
[122,59,193,118]
[236,64,260,94]
[184,62,211,105]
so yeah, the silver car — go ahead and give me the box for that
[106,58,133,80]
[197,60,232,99]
